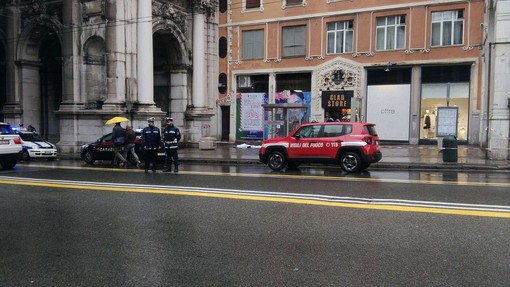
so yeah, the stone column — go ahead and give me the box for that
[192,11,206,109]
[2,4,22,123]
[137,0,154,105]
[487,0,510,160]
[60,0,80,110]
[103,0,126,110]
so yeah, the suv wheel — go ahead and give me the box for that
[267,151,287,171]
[340,152,363,173]
[82,150,96,164]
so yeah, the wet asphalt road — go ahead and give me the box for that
[1,160,510,286]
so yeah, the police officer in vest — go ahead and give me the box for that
[141,117,161,173]
[162,117,181,173]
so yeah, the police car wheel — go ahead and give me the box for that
[267,151,286,171]
[340,152,363,173]
[21,150,30,161]
[82,150,95,164]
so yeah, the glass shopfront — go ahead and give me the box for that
[420,66,470,141]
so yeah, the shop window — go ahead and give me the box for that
[275,73,311,91]
[327,20,353,54]
[282,25,306,57]
[421,64,470,141]
[431,10,464,47]
[242,30,264,60]
[237,74,269,93]
[376,15,406,51]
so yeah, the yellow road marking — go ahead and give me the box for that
[1,178,509,218]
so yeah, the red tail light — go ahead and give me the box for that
[13,137,22,144]
[363,137,373,145]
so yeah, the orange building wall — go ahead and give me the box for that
[219,0,485,105]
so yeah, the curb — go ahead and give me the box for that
[56,154,510,172]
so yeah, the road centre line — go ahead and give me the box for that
[18,163,510,188]
[1,176,509,218]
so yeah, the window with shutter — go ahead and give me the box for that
[242,30,264,60]
[286,0,303,5]
[246,0,260,9]
[282,26,306,57]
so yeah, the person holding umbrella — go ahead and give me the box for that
[141,117,161,173]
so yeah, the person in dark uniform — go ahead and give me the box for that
[141,117,161,173]
[162,117,181,173]
[112,122,127,167]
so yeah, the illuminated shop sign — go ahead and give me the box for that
[322,90,353,109]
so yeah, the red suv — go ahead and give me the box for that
[259,122,382,172]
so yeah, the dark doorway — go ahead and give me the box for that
[39,31,62,142]
[221,106,230,141]
[0,42,5,122]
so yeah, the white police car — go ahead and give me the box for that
[18,131,57,161]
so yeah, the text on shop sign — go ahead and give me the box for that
[322,90,353,109]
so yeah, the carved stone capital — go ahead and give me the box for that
[21,0,63,29]
[193,0,217,16]
[153,2,187,33]
[81,0,105,20]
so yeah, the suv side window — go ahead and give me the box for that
[344,124,352,134]
[364,125,378,136]
[295,125,321,138]
[322,124,344,137]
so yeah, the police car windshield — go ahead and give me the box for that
[19,132,45,141]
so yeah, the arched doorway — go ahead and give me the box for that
[0,39,6,122]
[153,30,188,118]
[39,31,62,142]
[17,24,62,142]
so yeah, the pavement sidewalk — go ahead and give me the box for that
[176,144,510,171]
[63,144,510,171]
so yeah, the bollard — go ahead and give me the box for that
[442,135,458,162]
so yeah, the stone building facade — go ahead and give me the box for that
[218,0,510,160]
[482,0,510,160]
[0,0,219,153]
